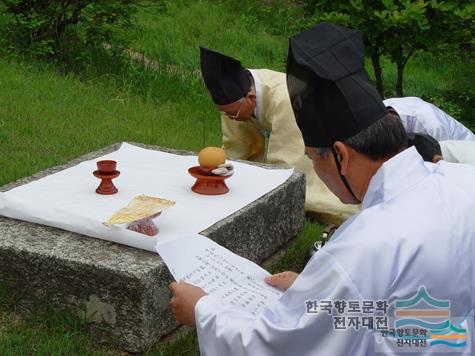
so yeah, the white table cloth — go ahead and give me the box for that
[0,143,293,252]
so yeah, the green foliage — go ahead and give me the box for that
[1,0,142,57]
[304,0,475,96]
[424,92,475,131]
[375,53,475,128]
[425,95,462,120]
[0,4,12,54]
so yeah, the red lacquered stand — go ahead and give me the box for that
[93,170,120,195]
[188,166,230,195]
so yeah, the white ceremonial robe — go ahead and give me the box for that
[384,97,475,141]
[195,147,475,355]
[440,140,475,165]
[221,69,358,223]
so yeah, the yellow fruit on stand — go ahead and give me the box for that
[198,147,226,168]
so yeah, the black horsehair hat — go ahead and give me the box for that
[407,133,442,162]
[287,22,388,147]
[200,47,251,105]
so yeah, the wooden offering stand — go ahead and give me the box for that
[188,166,230,195]
[94,160,120,195]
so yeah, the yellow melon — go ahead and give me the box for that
[198,147,226,168]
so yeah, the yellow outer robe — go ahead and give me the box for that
[221,69,359,223]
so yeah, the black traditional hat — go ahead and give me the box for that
[407,133,441,162]
[287,22,388,147]
[200,47,251,105]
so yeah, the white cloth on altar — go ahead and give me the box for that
[0,143,293,252]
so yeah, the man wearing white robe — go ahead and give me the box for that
[189,146,475,355]
[384,96,475,141]
[170,24,475,355]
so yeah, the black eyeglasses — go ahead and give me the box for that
[219,98,245,120]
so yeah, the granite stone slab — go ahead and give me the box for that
[0,142,305,352]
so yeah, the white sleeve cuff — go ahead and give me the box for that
[195,294,222,323]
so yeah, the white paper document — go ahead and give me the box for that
[0,143,293,252]
[156,234,283,316]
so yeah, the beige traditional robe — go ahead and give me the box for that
[221,69,358,223]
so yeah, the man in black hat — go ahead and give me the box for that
[171,24,475,355]
[200,47,358,223]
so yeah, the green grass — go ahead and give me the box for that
[128,0,474,127]
[130,0,287,72]
[0,57,222,187]
[1,1,472,188]
[0,283,114,356]
[0,0,288,187]
[268,220,323,274]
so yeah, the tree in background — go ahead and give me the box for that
[1,0,141,57]
[303,0,474,97]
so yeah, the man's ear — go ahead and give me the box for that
[433,154,443,163]
[333,141,350,175]
[247,90,257,104]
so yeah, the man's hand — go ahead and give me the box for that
[169,281,207,327]
[265,271,299,291]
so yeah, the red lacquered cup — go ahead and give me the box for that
[97,160,117,174]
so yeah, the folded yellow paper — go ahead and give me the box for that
[105,195,175,226]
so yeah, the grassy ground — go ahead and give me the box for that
[130,0,287,71]
[0,291,113,356]
[0,57,221,187]
[0,0,286,187]
[1,0,473,188]
[0,0,473,354]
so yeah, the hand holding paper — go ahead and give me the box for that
[170,281,207,326]
[157,234,283,317]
